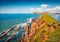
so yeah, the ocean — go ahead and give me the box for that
[0,14,41,33]
[0,14,41,42]
[0,14,60,42]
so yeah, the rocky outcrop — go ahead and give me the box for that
[21,13,60,42]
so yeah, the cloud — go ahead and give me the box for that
[0,7,32,13]
[40,4,49,8]
[33,4,60,13]
[55,6,60,10]
[0,4,60,13]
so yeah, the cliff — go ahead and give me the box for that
[22,13,60,42]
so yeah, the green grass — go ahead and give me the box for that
[46,28,60,42]
[44,14,58,23]
[29,14,60,42]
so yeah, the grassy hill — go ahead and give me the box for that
[29,14,60,42]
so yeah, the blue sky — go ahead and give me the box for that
[0,0,60,13]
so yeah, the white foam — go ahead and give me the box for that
[7,33,10,35]
[20,23,27,27]
[14,17,34,28]
[27,17,34,23]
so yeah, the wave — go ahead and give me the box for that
[16,17,35,27]
[0,17,36,36]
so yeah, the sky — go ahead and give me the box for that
[0,0,60,14]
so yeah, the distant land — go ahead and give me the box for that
[33,12,60,15]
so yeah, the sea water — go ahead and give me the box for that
[0,14,41,42]
[0,14,41,33]
[0,14,60,42]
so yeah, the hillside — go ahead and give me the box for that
[22,13,60,42]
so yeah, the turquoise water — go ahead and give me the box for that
[0,14,60,33]
[0,14,60,42]
[0,14,41,33]
[0,14,41,42]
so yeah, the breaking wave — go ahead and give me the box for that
[16,17,35,27]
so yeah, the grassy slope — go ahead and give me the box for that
[29,14,60,42]
[46,28,60,42]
